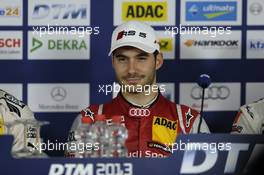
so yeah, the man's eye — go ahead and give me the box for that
[138,57,147,61]
[117,57,126,62]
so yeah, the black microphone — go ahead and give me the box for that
[197,74,211,133]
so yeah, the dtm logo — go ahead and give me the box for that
[49,163,93,175]
[186,1,237,21]
[129,107,150,117]
[191,85,230,100]
[179,136,264,175]
[116,30,146,40]
[32,4,87,19]
[0,38,21,48]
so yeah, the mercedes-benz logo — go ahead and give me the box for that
[250,3,263,15]
[50,87,67,101]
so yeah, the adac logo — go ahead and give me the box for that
[30,37,87,53]
[153,117,177,130]
[32,4,87,20]
[159,38,173,52]
[122,1,167,21]
[152,116,177,145]
[186,1,237,21]
[0,7,20,17]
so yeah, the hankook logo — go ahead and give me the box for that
[191,85,230,100]
[129,108,150,117]
[50,87,67,101]
[184,40,239,47]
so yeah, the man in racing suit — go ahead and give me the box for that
[0,89,38,152]
[66,21,210,157]
[232,98,264,134]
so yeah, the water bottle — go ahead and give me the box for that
[74,117,93,158]
[90,114,109,157]
[108,115,128,157]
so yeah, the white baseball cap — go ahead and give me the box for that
[108,21,160,56]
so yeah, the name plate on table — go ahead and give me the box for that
[0,134,263,175]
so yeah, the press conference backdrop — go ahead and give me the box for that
[0,0,264,156]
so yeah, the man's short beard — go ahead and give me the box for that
[116,71,156,94]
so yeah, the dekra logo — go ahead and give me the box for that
[31,38,43,52]
[32,4,87,19]
[153,117,177,130]
[31,38,87,53]
[122,2,167,21]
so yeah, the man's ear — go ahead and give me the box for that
[155,52,164,70]
[112,56,115,68]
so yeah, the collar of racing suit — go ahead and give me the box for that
[119,90,160,109]
[0,114,4,135]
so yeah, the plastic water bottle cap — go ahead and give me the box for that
[95,114,106,122]
[81,117,93,124]
[111,115,122,123]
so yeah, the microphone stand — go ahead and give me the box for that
[198,88,205,133]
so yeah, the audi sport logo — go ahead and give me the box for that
[191,85,230,100]
[129,108,150,117]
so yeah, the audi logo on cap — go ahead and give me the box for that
[129,108,150,117]
[191,85,230,100]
